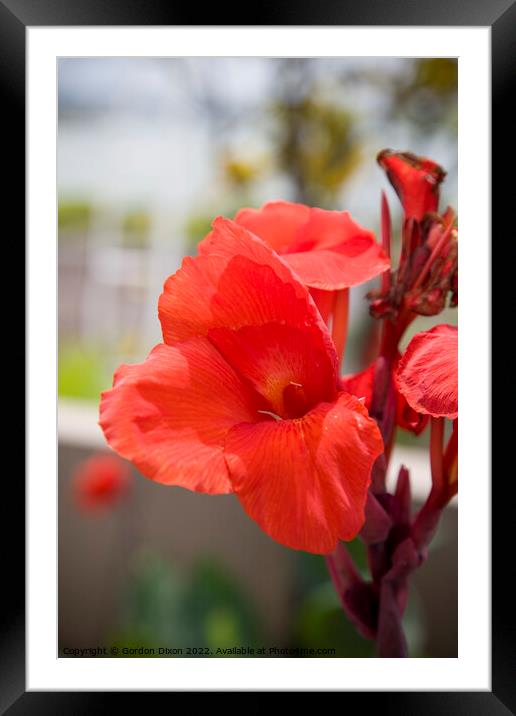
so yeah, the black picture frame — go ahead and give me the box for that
[5,0,510,711]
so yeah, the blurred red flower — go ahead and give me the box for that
[73,453,131,511]
[100,218,383,553]
[396,324,458,419]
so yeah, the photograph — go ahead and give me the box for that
[57,56,459,660]
[1,2,503,703]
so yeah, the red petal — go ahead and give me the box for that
[395,391,430,435]
[160,218,336,370]
[209,322,338,420]
[284,209,389,289]
[224,393,384,553]
[309,288,335,323]
[342,359,430,434]
[396,324,458,419]
[284,248,389,291]
[377,150,446,221]
[233,203,389,291]
[234,200,310,253]
[99,339,260,494]
[341,362,376,409]
[287,208,374,253]
[340,362,428,435]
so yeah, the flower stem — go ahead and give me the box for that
[411,417,453,550]
[429,416,445,492]
[381,191,392,294]
[332,288,350,370]
[376,580,408,657]
[326,544,377,640]
[443,419,458,491]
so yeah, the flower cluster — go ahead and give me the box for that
[368,150,458,321]
[100,213,386,554]
[326,151,458,656]
[98,148,458,657]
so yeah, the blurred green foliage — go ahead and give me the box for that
[107,552,265,657]
[58,343,112,400]
[184,213,214,254]
[272,96,360,207]
[106,548,405,658]
[415,58,458,94]
[292,581,375,657]
[103,547,423,659]
[391,58,458,132]
[289,541,373,657]
[221,151,266,191]
[121,209,150,248]
[58,199,92,232]
[59,199,151,248]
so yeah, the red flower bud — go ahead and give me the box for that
[377,149,446,221]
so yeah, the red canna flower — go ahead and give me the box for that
[403,325,459,552]
[200,201,390,329]
[99,218,384,553]
[377,150,446,222]
[396,324,458,420]
[73,453,131,511]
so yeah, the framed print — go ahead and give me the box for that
[3,0,511,710]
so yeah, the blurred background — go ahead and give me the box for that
[58,57,458,658]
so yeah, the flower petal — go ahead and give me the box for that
[160,218,336,369]
[395,391,430,435]
[232,204,388,291]
[396,324,458,419]
[377,149,446,221]
[234,200,310,253]
[284,248,389,291]
[99,339,261,493]
[343,359,430,434]
[208,322,338,420]
[340,362,376,409]
[286,208,376,253]
[283,209,389,289]
[224,393,384,553]
[309,288,335,323]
